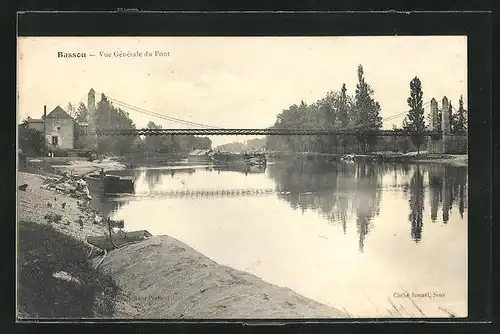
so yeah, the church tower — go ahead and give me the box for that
[87,88,98,150]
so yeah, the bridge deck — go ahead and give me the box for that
[92,128,442,136]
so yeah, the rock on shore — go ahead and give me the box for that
[17,172,106,241]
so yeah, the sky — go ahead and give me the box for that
[17,36,467,147]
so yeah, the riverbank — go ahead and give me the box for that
[17,172,125,318]
[23,156,127,177]
[97,235,344,318]
[17,171,345,319]
[268,151,468,167]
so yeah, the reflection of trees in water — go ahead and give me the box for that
[138,168,198,190]
[353,163,383,252]
[267,160,382,252]
[268,160,468,251]
[144,169,163,190]
[408,165,425,242]
[427,165,468,224]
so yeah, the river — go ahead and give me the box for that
[91,159,468,318]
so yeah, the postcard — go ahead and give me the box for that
[17,35,468,320]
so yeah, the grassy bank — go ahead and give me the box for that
[17,221,120,318]
[17,172,136,318]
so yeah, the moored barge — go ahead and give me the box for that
[211,152,267,167]
[85,173,135,194]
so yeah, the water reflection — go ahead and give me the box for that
[267,161,384,252]
[428,165,468,224]
[408,165,424,242]
[133,165,267,191]
[145,169,162,190]
[266,161,467,248]
[91,161,467,252]
[89,160,467,317]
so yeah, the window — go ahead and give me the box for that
[52,136,58,146]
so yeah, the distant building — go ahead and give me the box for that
[24,88,98,153]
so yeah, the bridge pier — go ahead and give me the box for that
[427,98,440,153]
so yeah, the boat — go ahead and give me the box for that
[85,173,135,194]
[86,230,152,251]
[211,151,267,167]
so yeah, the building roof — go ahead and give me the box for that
[45,106,74,120]
[27,118,43,123]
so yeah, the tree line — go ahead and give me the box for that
[215,138,266,152]
[68,94,211,155]
[18,93,213,157]
[266,65,467,154]
[266,65,382,154]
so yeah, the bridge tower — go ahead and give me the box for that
[87,88,98,150]
[427,98,439,153]
[427,96,451,154]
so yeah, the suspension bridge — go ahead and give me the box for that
[81,90,462,153]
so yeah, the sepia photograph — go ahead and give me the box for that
[17,36,468,320]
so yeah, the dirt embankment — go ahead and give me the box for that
[17,171,345,319]
[98,236,345,319]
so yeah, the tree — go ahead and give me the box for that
[454,95,468,134]
[18,120,48,156]
[74,102,89,123]
[335,83,352,153]
[95,94,136,155]
[404,76,426,154]
[265,65,387,154]
[353,65,383,152]
[66,102,75,118]
[143,121,164,154]
[338,83,350,128]
[141,121,211,154]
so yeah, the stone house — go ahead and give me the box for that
[43,106,77,150]
[25,105,90,152]
[24,89,97,154]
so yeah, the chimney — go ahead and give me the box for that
[43,105,47,118]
